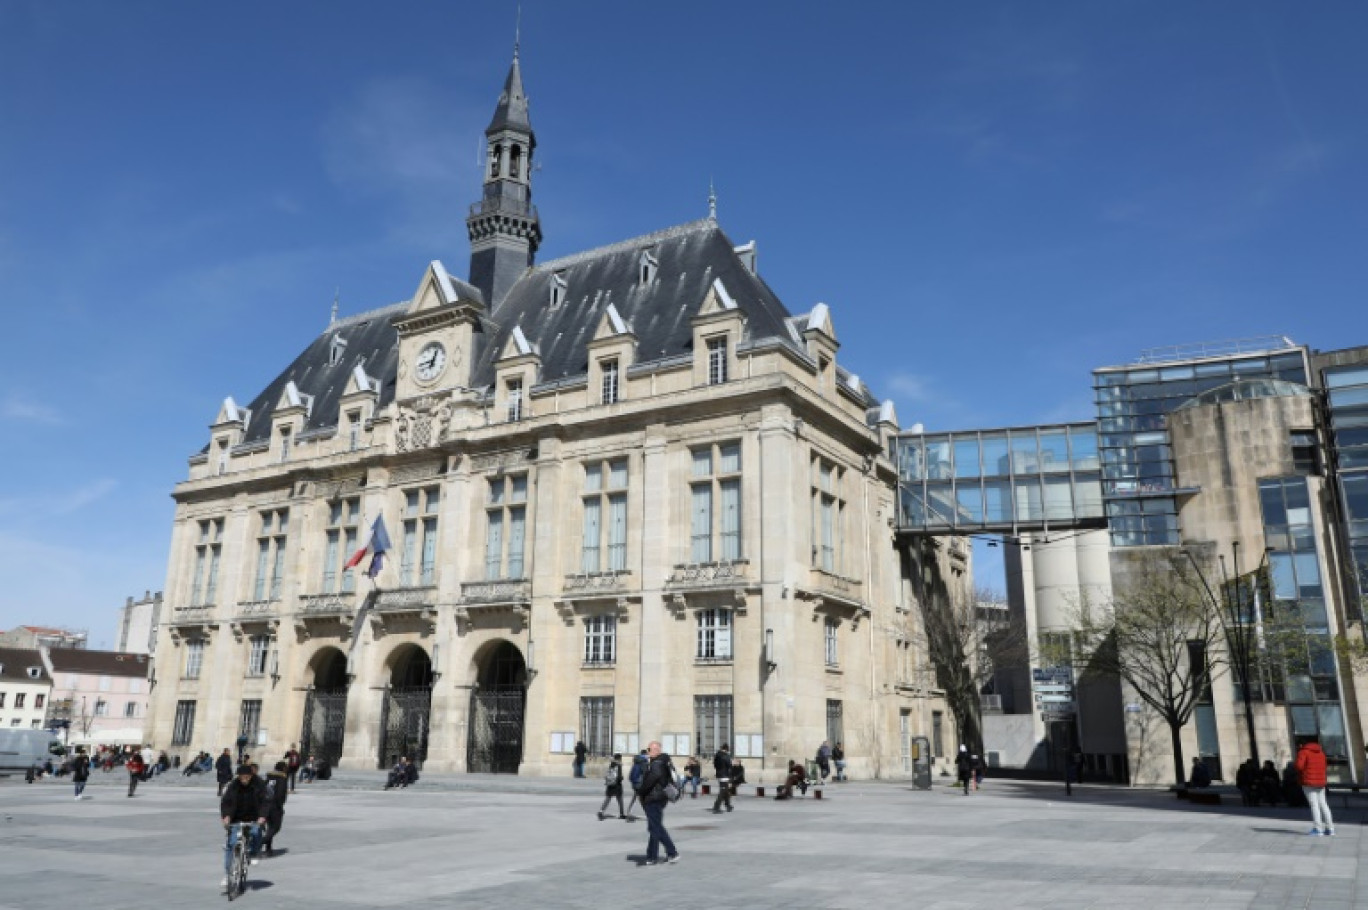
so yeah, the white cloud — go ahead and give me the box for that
[0,392,62,425]
[885,372,936,403]
[53,478,118,515]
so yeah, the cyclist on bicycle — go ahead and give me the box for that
[219,764,267,893]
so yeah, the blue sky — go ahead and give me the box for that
[2,1,1366,642]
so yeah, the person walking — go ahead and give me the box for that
[126,750,146,797]
[71,747,90,800]
[216,748,234,797]
[623,750,650,819]
[1295,737,1335,836]
[955,745,973,795]
[284,744,301,793]
[598,752,626,820]
[573,740,588,778]
[635,741,679,866]
[262,761,289,855]
[683,756,702,797]
[711,743,734,814]
[832,742,846,782]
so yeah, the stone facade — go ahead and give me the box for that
[142,56,959,780]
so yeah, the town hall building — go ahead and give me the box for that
[144,51,964,779]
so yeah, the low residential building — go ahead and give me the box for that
[0,626,87,650]
[0,648,53,730]
[43,650,152,748]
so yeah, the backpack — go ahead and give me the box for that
[604,763,620,786]
[629,756,646,787]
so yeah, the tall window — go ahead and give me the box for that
[690,443,742,563]
[253,508,289,601]
[697,608,733,660]
[184,639,205,679]
[215,437,229,475]
[323,497,361,593]
[190,518,224,605]
[15,693,27,709]
[172,701,197,746]
[239,700,262,744]
[812,457,844,573]
[826,699,844,746]
[824,618,840,667]
[279,426,291,463]
[582,459,628,573]
[34,694,44,709]
[246,635,270,677]
[94,700,107,717]
[347,410,363,452]
[584,615,617,665]
[601,359,620,405]
[486,474,529,580]
[124,701,138,719]
[695,695,733,758]
[506,378,524,422]
[707,336,728,385]
[401,488,440,586]
[580,696,614,757]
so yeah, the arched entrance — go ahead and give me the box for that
[301,648,348,767]
[467,641,527,774]
[378,644,433,769]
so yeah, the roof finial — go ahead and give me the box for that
[708,177,717,220]
[514,3,521,61]
[330,287,339,325]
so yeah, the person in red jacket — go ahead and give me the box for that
[1294,737,1335,836]
[126,751,146,798]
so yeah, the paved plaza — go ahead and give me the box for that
[1,770,1367,909]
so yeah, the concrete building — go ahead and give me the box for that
[0,626,87,650]
[143,52,962,779]
[898,337,1368,785]
[0,648,53,730]
[43,650,152,747]
[116,591,164,656]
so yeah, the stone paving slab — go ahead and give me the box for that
[1,774,1366,909]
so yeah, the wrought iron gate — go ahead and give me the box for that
[467,686,525,774]
[378,686,431,769]
[300,688,347,767]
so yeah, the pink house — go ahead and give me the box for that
[45,650,151,746]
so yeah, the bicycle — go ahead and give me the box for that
[224,821,259,900]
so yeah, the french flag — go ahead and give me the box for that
[344,515,392,579]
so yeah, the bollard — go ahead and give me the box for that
[702,783,711,795]
[814,788,823,800]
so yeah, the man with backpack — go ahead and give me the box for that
[598,752,626,820]
[635,741,680,866]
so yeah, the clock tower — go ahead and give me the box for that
[393,260,484,403]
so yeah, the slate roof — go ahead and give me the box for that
[487,56,532,135]
[470,218,800,387]
[46,649,150,678]
[0,647,50,684]
[235,304,405,447]
[225,218,877,449]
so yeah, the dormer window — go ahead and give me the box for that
[707,337,729,385]
[27,666,41,679]
[347,410,363,452]
[506,378,524,422]
[329,334,347,366]
[216,437,229,476]
[601,359,620,405]
[550,271,567,308]
[279,426,292,463]
[639,249,658,286]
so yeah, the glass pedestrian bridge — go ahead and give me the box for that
[895,422,1106,534]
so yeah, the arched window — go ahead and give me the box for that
[509,145,522,179]
[489,144,502,178]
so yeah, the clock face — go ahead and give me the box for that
[415,342,447,382]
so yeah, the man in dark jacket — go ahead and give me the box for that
[262,762,289,855]
[711,744,734,814]
[573,740,588,778]
[635,741,679,865]
[219,765,267,891]
[215,748,234,797]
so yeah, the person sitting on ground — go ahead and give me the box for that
[299,755,317,784]
[1188,756,1212,789]
[384,756,412,789]
[1282,761,1308,808]
[775,760,808,800]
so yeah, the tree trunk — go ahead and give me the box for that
[1168,719,1186,788]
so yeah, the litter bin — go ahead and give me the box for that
[316,759,332,781]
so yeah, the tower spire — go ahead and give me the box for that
[708,177,717,221]
[514,3,521,60]
[330,288,339,325]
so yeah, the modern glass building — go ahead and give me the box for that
[1093,339,1309,547]
[1325,362,1368,619]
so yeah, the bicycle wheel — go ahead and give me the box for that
[228,834,245,901]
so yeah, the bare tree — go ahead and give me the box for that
[1072,549,1226,787]
[902,537,1029,754]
